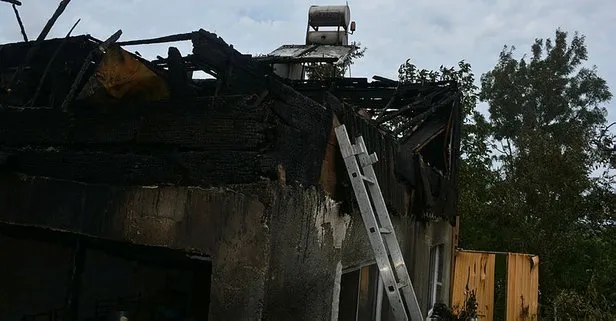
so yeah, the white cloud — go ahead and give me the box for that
[1,0,614,122]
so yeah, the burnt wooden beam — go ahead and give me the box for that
[37,0,73,42]
[60,29,122,111]
[12,4,28,42]
[375,100,425,124]
[390,94,457,138]
[6,0,75,94]
[372,75,398,86]
[446,96,463,224]
[116,32,193,46]
[399,117,447,151]
[29,18,81,106]
[167,46,194,100]
[1,0,21,5]
[191,29,271,93]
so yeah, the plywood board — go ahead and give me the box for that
[506,253,539,321]
[451,251,495,321]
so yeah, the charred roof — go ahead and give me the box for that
[0,28,461,223]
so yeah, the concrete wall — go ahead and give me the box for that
[0,173,453,320]
[0,174,352,321]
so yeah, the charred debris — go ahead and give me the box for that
[0,10,461,224]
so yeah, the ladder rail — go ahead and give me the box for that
[335,125,424,321]
[356,138,423,320]
[337,126,410,321]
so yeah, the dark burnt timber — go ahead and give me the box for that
[1,0,21,6]
[290,77,462,222]
[59,29,123,111]
[0,23,463,320]
[0,27,460,223]
[36,0,73,42]
[5,0,73,98]
[0,35,102,108]
[12,4,28,42]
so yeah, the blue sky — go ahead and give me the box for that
[1,0,615,124]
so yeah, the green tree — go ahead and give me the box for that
[399,29,616,319]
[479,29,614,309]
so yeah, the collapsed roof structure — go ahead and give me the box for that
[0,2,462,321]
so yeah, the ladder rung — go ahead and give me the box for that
[361,175,375,184]
[379,228,392,234]
[385,282,408,292]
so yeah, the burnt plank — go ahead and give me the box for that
[190,30,270,93]
[1,149,270,186]
[0,96,271,149]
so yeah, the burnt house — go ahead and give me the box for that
[0,5,462,321]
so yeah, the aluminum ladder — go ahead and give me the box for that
[335,124,423,321]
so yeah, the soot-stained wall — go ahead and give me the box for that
[0,235,72,321]
[0,173,352,321]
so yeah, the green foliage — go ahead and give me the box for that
[553,276,615,321]
[432,289,479,321]
[306,42,366,80]
[399,29,616,319]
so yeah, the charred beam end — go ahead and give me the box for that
[12,4,28,42]
[116,32,194,46]
[1,0,21,5]
[372,75,398,86]
[61,29,123,112]
[6,0,73,92]
[37,0,73,42]
[29,18,81,106]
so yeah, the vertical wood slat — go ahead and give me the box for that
[506,253,539,321]
[451,250,495,321]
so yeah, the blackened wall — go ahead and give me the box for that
[0,235,72,321]
[0,92,331,189]
[0,232,210,321]
[0,174,351,321]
